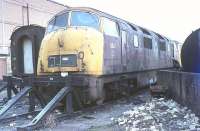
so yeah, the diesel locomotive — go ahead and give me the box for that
[9,7,181,108]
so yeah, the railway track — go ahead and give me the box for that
[0,100,111,130]
[0,110,41,124]
[0,88,149,131]
[2,87,199,131]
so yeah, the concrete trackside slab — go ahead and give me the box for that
[158,70,200,117]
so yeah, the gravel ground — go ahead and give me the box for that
[114,98,200,131]
[0,89,200,131]
[43,90,200,131]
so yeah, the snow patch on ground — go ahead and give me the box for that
[114,97,200,131]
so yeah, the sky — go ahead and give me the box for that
[53,0,200,43]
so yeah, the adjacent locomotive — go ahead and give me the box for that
[181,28,200,73]
[8,7,181,108]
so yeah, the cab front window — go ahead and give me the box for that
[46,12,68,33]
[70,11,99,30]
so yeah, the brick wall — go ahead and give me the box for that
[0,0,66,77]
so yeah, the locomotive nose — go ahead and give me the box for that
[37,27,104,76]
[38,29,89,74]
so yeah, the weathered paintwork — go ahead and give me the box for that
[8,7,181,105]
[37,27,104,75]
[37,7,177,77]
[35,7,180,103]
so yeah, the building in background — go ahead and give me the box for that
[0,0,67,79]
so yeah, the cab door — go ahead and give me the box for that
[121,30,127,70]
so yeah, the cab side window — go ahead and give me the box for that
[159,41,166,51]
[133,34,139,47]
[140,28,152,49]
[46,13,68,33]
[102,17,119,37]
[126,23,139,48]
[155,33,166,51]
[53,13,68,30]
[47,19,55,33]
[144,37,152,49]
